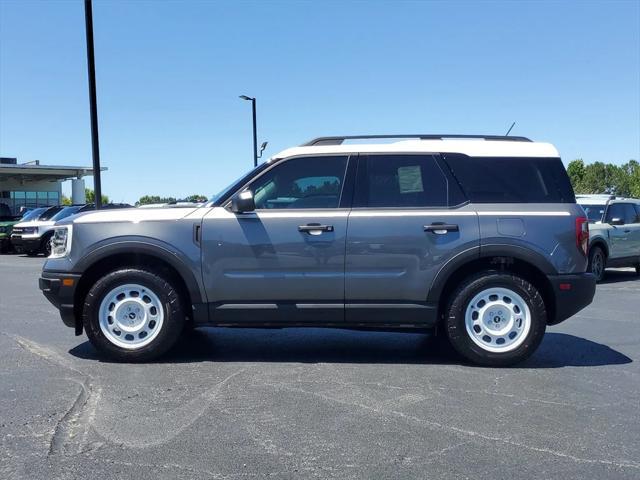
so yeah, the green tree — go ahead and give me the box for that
[567,159,639,197]
[136,195,176,206]
[60,194,72,206]
[566,159,586,192]
[185,194,208,203]
[85,188,109,205]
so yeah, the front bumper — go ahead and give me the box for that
[39,271,82,332]
[548,272,596,325]
[12,235,42,252]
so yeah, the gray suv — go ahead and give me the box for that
[39,134,596,366]
[576,195,640,282]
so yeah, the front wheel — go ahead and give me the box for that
[83,268,185,361]
[588,246,606,283]
[445,271,547,367]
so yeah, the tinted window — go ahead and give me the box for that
[605,203,638,224]
[580,204,606,223]
[51,206,82,221]
[20,207,46,221]
[39,206,63,221]
[354,155,449,208]
[248,156,348,209]
[442,154,575,203]
[635,204,640,223]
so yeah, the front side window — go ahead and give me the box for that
[354,154,449,208]
[248,156,348,209]
[605,203,637,224]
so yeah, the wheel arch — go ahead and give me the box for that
[589,238,609,258]
[73,242,207,333]
[429,246,557,326]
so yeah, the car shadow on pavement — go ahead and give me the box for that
[599,268,640,284]
[68,329,632,368]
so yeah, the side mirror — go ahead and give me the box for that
[609,217,624,226]
[230,190,255,213]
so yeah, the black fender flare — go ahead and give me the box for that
[427,243,558,304]
[74,237,205,304]
[589,237,609,258]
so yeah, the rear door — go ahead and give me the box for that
[345,153,479,325]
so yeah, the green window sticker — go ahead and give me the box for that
[398,165,424,193]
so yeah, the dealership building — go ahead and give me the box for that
[0,157,105,215]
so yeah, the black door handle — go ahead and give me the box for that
[424,223,459,234]
[298,224,334,233]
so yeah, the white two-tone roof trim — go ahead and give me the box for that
[271,139,560,160]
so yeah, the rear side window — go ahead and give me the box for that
[442,154,576,203]
[580,204,606,222]
[353,154,452,208]
[635,205,640,223]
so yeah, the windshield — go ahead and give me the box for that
[51,206,82,221]
[19,207,47,222]
[581,204,605,223]
[210,162,271,205]
[39,206,63,221]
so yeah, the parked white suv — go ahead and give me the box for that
[576,195,640,281]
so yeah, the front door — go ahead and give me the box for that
[201,155,352,324]
[605,203,639,259]
[345,153,479,325]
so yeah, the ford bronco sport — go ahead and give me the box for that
[39,134,596,366]
[576,194,640,282]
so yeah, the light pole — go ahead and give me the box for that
[239,95,258,167]
[84,0,102,209]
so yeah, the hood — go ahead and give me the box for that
[67,206,204,225]
[13,220,55,229]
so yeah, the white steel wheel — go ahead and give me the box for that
[464,287,531,353]
[98,283,165,350]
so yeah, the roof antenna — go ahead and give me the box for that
[505,121,516,136]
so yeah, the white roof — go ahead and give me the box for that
[271,139,559,160]
[576,195,640,206]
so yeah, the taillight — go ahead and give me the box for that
[576,216,589,256]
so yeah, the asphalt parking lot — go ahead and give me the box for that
[1,254,639,480]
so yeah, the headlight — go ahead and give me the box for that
[23,226,38,235]
[49,225,73,258]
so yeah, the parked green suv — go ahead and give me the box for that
[0,203,26,253]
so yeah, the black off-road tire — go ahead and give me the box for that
[445,271,547,367]
[41,233,53,257]
[83,268,185,362]
[588,246,606,283]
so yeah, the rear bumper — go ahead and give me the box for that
[39,271,82,331]
[548,273,596,325]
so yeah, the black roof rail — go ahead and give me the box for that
[301,134,532,146]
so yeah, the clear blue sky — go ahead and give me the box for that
[1,0,639,204]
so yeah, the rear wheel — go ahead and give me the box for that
[588,246,606,283]
[445,271,547,367]
[83,268,185,361]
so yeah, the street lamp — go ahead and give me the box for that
[239,95,258,167]
[84,0,102,209]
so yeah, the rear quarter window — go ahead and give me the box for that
[442,154,576,203]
